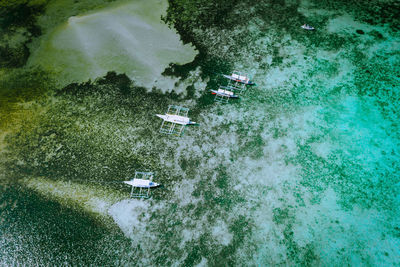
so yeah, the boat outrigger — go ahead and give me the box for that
[222,71,255,86]
[301,24,315,30]
[157,105,196,136]
[124,171,160,198]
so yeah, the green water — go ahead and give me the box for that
[27,0,197,89]
[1,0,399,266]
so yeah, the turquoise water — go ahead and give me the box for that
[1,0,399,266]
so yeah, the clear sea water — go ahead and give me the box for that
[0,0,399,266]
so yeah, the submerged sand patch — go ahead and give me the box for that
[28,0,197,90]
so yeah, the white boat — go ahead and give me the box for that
[123,178,160,188]
[210,88,238,98]
[124,171,160,198]
[301,24,315,30]
[157,105,196,136]
[223,71,255,85]
[156,114,196,125]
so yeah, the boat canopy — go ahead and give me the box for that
[232,73,249,82]
[124,178,155,188]
[218,88,234,95]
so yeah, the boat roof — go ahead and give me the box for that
[124,178,154,187]
[217,88,234,95]
[232,73,249,81]
[165,114,190,123]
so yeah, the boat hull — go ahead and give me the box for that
[301,25,315,30]
[156,114,195,125]
[222,74,255,85]
[124,180,160,188]
[210,90,238,98]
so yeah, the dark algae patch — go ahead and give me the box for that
[0,0,47,67]
[0,185,131,266]
[5,72,193,182]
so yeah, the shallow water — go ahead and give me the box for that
[1,0,399,266]
[27,0,197,89]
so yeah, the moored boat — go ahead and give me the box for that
[222,71,255,85]
[301,24,315,30]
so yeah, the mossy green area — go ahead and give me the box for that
[0,184,131,266]
[1,0,399,265]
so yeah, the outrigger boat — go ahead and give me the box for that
[222,71,255,85]
[156,113,196,126]
[123,178,160,188]
[301,24,315,30]
[210,87,239,99]
[124,171,160,198]
[157,105,196,136]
